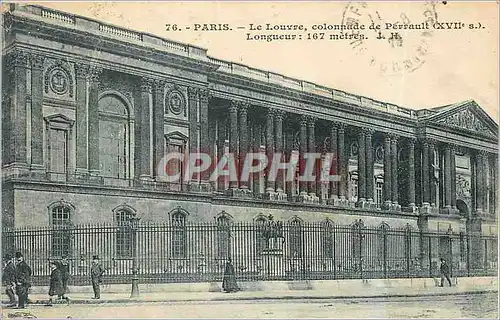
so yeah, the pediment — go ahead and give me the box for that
[428,101,498,138]
[165,131,189,143]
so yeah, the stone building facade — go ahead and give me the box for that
[2,5,498,271]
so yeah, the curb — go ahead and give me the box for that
[10,289,498,306]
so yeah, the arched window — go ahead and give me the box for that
[49,201,74,258]
[113,206,136,258]
[216,212,232,260]
[169,207,188,258]
[254,215,268,255]
[322,219,334,259]
[288,217,303,258]
[99,94,130,179]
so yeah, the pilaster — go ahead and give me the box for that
[356,129,367,207]
[74,62,90,175]
[274,110,287,200]
[139,77,153,181]
[153,79,165,179]
[30,52,45,173]
[87,65,102,176]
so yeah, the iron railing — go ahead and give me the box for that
[2,221,497,286]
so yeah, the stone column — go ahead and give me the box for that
[307,117,317,197]
[88,66,102,175]
[479,151,489,214]
[153,80,165,178]
[216,117,227,192]
[228,101,239,190]
[443,144,452,210]
[75,62,90,175]
[407,138,416,209]
[491,155,497,215]
[390,135,399,208]
[450,145,457,211]
[298,115,308,196]
[356,129,366,206]
[383,133,392,209]
[428,140,437,207]
[30,53,45,172]
[421,140,430,206]
[199,89,210,185]
[239,102,249,190]
[365,129,374,203]
[7,49,29,167]
[139,78,153,180]
[328,123,339,200]
[338,123,348,202]
[274,110,285,194]
[265,109,275,194]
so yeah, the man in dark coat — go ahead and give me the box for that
[90,255,105,299]
[46,261,65,306]
[222,258,239,293]
[439,258,452,287]
[2,253,17,306]
[59,257,70,297]
[14,252,32,308]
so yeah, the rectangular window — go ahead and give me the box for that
[376,182,383,207]
[49,129,68,181]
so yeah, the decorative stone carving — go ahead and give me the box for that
[199,89,209,104]
[44,60,74,97]
[140,77,153,93]
[456,174,471,198]
[375,146,384,163]
[30,53,45,70]
[437,108,491,135]
[74,62,90,78]
[350,142,359,157]
[166,89,186,116]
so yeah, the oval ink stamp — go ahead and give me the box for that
[342,1,440,76]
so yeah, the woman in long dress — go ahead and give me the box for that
[222,258,239,293]
[46,261,64,306]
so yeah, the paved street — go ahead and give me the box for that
[2,292,497,319]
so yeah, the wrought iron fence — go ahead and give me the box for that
[2,221,497,286]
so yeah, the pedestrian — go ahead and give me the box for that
[46,261,66,306]
[14,252,32,309]
[222,258,239,293]
[439,258,452,287]
[90,255,105,299]
[2,253,17,307]
[59,257,70,298]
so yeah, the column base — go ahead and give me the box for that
[264,191,288,201]
[356,198,369,208]
[227,188,253,199]
[440,207,460,215]
[296,193,320,204]
[29,164,47,180]
[419,203,439,215]
[403,205,419,214]
[327,196,350,207]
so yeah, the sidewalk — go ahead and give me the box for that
[4,283,497,305]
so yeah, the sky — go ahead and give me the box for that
[17,1,500,122]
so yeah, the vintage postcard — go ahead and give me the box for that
[1,1,498,319]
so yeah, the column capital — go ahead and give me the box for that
[477,149,489,158]
[388,133,399,142]
[363,128,375,136]
[74,62,90,79]
[238,102,250,114]
[199,89,210,104]
[153,79,166,90]
[274,109,285,121]
[7,48,29,69]
[307,116,317,127]
[229,100,239,113]
[407,137,416,147]
[423,138,437,146]
[299,115,308,127]
[30,53,45,70]
[141,77,154,93]
[187,86,199,99]
[88,66,103,83]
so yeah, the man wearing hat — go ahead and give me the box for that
[2,253,17,306]
[14,252,32,308]
[90,255,105,299]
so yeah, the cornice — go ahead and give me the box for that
[8,14,218,76]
